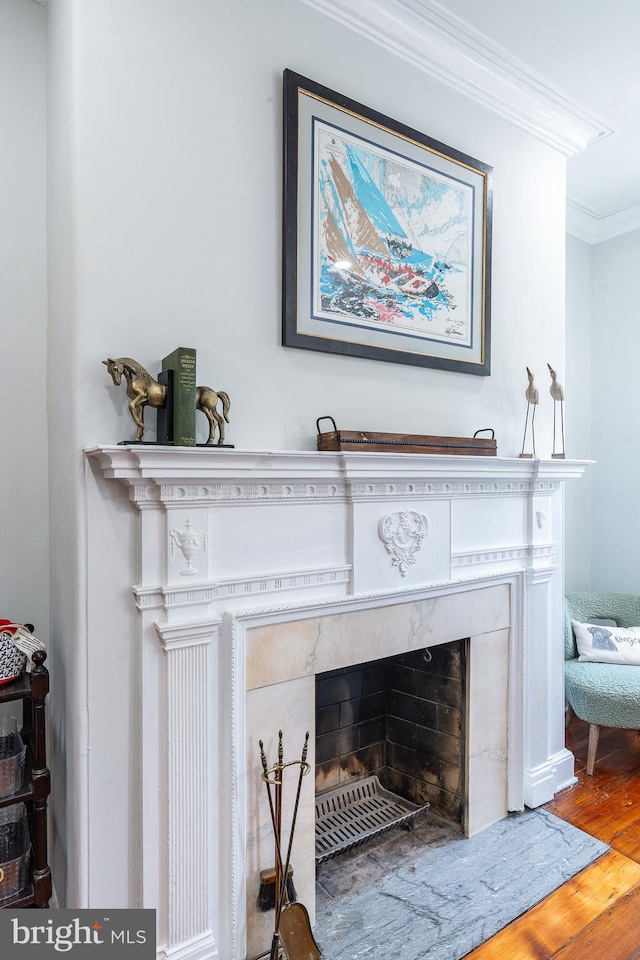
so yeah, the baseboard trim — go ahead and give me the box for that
[157,932,218,960]
[524,748,576,808]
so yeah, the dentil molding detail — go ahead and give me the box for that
[349,479,531,499]
[133,564,352,611]
[128,477,562,505]
[131,481,348,505]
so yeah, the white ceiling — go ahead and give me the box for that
[302,0,640,243]
[435,0,640,241]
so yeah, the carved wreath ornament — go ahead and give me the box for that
[378,511,429,576]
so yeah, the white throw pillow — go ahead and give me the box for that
[572,620,640,664]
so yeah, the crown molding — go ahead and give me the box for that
[566,197,640,245]
[565,200,599,245]
[297,0,615,157]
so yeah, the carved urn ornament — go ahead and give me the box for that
[170,518,206,576]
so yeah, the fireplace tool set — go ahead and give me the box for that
[258,731,322,960]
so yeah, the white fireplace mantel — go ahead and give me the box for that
[87,445,589,960]
[88,444,588,484]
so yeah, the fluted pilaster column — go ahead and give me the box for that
[155,619,218,959]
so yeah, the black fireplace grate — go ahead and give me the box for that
[315,775,429,863]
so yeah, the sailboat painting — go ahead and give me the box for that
[283,70,492,375]
[314,120,472,345]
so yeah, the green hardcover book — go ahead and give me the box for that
[162,347,197,446]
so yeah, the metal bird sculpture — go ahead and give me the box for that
[547,363,565,458]
[520,367,539,458]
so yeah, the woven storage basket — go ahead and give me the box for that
[0,804,29,902]
[0,627,26,685]
[0,717,26,798]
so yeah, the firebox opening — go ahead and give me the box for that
[315,639,468,826]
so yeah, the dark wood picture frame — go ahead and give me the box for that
[282,69,492,375]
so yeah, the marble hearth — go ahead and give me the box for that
[88,447,587,960]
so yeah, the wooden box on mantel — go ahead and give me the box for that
[316,417,496,456]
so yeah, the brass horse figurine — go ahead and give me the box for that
[103,357,230,445]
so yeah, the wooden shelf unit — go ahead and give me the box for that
[0,651,51,908]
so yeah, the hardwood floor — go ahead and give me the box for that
[466,717,640,959]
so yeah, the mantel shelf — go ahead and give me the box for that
[87,444,592,487]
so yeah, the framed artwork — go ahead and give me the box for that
[282,69,492,375]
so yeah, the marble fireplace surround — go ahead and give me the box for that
[87,447,588,960]
[243,583,512,957]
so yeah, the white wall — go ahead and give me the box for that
[0,0,48,630]
[47,0,86,907]
[42,0,567,912]
[590,229,640,591]
[59,0,567,456]
[564,235,592,590]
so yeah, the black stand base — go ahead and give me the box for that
[118,440,162,445]
[118,440,235,448]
